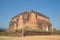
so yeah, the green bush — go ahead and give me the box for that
[53,28,58,32]
[31,29,43,32]
[15,29,22,32]
[0,29,6,32]
[23,26,31,31]
[23,26,44,32]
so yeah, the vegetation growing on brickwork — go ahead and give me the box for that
[0,27,60,37]
[23,26,43,32]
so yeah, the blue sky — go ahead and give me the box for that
[0,0,60,30]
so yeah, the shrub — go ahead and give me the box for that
[23,26,44,32]
[23,26,31,31]
[0,29,6,32]
[31,29,43,32]
[53,28,58,32]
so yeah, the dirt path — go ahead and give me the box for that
[0,35,60,40]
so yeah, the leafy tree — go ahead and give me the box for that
[53,28,57,32]
[0,28,6,32]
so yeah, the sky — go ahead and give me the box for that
[0,0,60,30]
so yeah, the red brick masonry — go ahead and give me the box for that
[9,10,52,31]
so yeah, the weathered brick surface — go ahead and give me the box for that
[9,10,52,31]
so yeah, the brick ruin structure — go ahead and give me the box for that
[9,10,52,31]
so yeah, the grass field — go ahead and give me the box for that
[0,35,60,40]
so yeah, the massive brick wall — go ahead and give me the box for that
[9,10,52,31]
